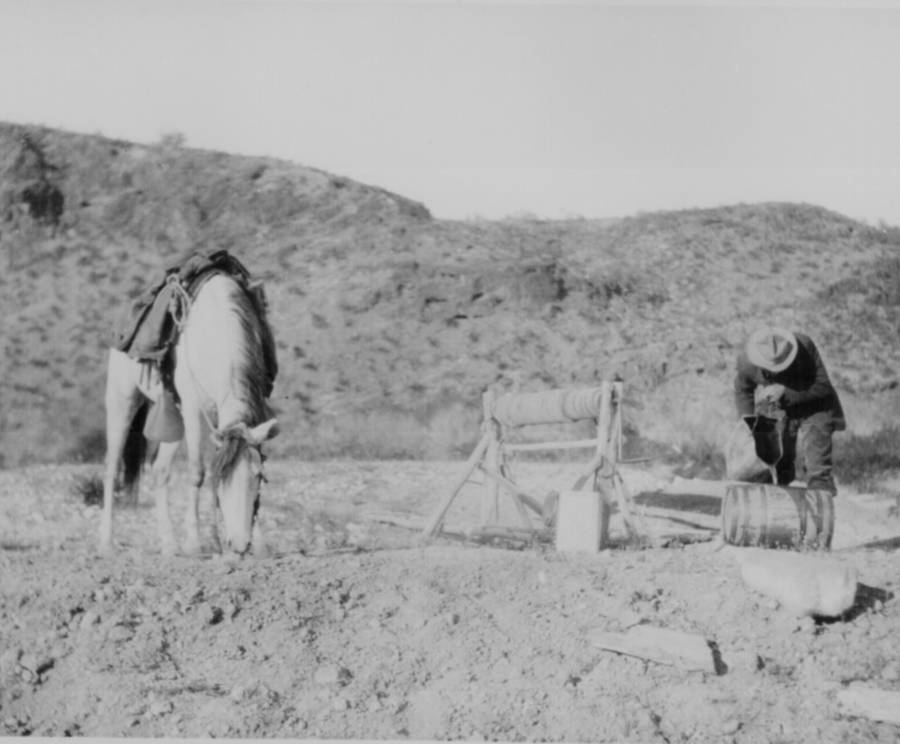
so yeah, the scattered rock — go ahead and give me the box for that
[80,611,100,630]
[197,603,224,626]
[331,697,350,711]
[729,548,858,618]
[18,667,36,684]
[147,699,174,717]
[108,624,134,642]
[838,685,900,725]
[314,664,352,687]
[719,717,741,735]
[19,654,54,677]
[0,647,22,677]
[727,649,764,673]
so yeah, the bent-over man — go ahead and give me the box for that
[734,327,845,493]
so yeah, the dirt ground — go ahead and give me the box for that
[1,460,899,742]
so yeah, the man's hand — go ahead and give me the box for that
[760,384,786,404]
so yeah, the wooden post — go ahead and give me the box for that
[591,382,613,548]
[423,381,638,545]
[422,432,492,538]
[477,464,545,517]
[482,389,501,527]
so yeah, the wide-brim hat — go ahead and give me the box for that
[746,327,798,373]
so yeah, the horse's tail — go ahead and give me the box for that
[121,401,149,495]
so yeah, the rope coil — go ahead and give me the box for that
[166,274,192,331]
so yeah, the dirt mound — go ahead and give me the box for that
[2,461,899,740]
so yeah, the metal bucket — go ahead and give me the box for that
[555,490,610,553]
[721,483,834,550]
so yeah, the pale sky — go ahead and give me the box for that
[2,0,900,224]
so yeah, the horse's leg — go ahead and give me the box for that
[180,403,209,555]
[100,351,142,554]
[149,441,180,556]
[252,518,270,558]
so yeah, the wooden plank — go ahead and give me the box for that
[508,483,536,529]
[662,478,730,498]
[504,438,601,452]
[595,381,612,461]
[370,515,423,532]
[469,525,553,542]
[481,390,500,526]
[422,432,492,538]
[837,686,900,725]
[635,505,720,532]
[588,625,717,673]
[614,472,642,540]
[483,433,501,526]
[571,451,607,491]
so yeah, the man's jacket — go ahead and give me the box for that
[734,332,845,430]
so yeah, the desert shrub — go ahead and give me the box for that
[835,426,900,493]
[820,249,900,308]
[580,264,668,308]
[869,252,900,306]
[70,473,104,506]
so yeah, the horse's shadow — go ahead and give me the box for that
[817,582,895,625]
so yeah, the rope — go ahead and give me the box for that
[165,274,193,331]
[163,273,221,441]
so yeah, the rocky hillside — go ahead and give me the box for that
[2,122,900,468]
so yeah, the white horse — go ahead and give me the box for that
[100,273,278,556]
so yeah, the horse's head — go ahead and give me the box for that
[209,418,279,555]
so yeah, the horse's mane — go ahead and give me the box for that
[207,277,271,424]
[209,428,252,489]
[203,276,273,488]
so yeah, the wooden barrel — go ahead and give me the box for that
[721,484,834,550]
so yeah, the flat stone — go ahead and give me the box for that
[313,664,352,687]
[80,611,100,630]
[147,699,173,717]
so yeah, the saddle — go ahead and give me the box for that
[113,248,279,440]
